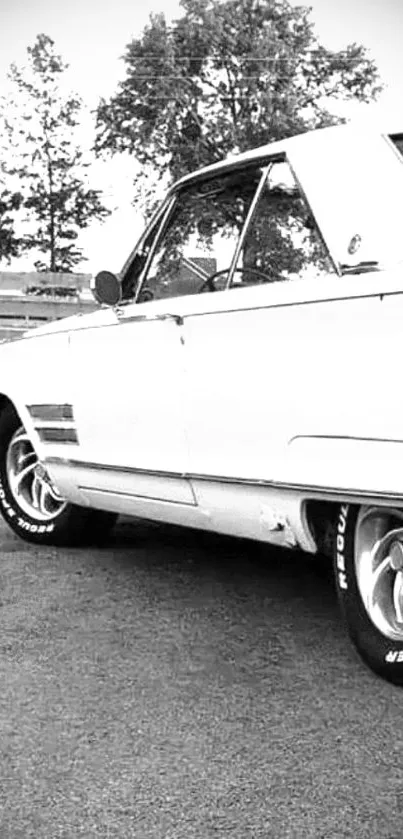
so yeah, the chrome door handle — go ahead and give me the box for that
[157,313,184,326]
[116,310,184,326]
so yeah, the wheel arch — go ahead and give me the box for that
[305,499,340,558]
[0,393,19,420]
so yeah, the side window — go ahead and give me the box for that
[389,133,403,158]
[232,160,335,287]
[136,167,263,303]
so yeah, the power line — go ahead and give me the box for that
[128,52,358,60]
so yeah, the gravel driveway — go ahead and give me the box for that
[1,516,402,838]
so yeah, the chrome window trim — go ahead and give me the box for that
[119,194,172,285]
[225,162,273,290]
[133,195,177,304]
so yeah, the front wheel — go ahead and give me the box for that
[0,405,116,546]
[334,503,403,685]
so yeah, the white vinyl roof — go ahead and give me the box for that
[172,123,395,191]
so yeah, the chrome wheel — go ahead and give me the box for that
[355,506,403,641]
[6,426,67,522]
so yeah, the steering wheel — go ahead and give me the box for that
[198,266,279,293]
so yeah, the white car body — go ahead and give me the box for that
[5,123,403,682]
[1,124,403,554]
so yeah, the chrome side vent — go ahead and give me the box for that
[36,427,78,444]
[27,403,74,421]
[27,403,79,445]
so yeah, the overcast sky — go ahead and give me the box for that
[0,0,402,274]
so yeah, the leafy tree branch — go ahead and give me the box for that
[96,0,381,191]
[0,34,110,272]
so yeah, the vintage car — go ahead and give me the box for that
[1,124,403,684]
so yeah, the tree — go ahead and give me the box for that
[96,0,382,286]
[96,0,381,186]
[0,34,109,272]
[0,182,22,263]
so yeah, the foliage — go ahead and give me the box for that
[95,0,381,286]
[96,0,381,186]
[0,34,109,272]
[0,184,22,262]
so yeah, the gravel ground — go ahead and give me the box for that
[1,515,402,839]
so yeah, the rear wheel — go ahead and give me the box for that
[334,503,403,685]
[0,405,116,546]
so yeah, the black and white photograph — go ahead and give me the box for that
[1,0,403,836]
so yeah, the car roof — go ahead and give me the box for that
[172,123,396,192]
[172,134,290,191]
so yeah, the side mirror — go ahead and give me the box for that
[91,271,122,307]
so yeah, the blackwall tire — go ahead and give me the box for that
[0,405,117,546]
[334,502,403,685]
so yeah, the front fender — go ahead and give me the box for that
[0,330,72,460]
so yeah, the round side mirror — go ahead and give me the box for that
[91,271,122,307]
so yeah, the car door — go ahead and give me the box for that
[67,194,194,511]
[68,298,194,511]
[67,174,248,518]
[102,156,331,496]
[68,163,266,516]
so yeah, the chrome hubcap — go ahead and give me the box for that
[355,507,403,640]
[6,426,66,521]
